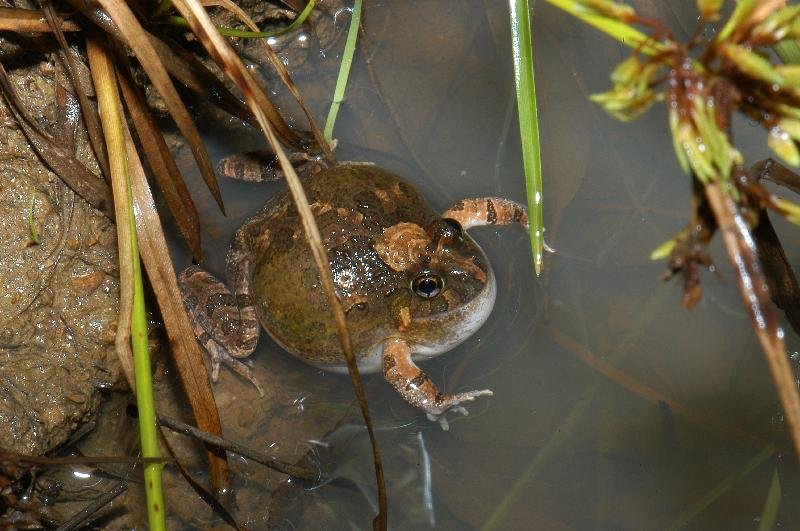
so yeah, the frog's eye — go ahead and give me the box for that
[412,272,444,299]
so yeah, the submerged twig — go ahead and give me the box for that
[156,414,316,480]
[54,482,129,531]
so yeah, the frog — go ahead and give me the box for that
[178,161,528,427]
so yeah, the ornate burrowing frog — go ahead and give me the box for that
[179,161,527,427]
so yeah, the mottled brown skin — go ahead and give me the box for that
[180,163,527,426]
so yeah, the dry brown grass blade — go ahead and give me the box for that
[40,0,111,181]
[145,31,305,151]
[0,7,80,32]
[0,62,115,218]
[85,35,136,391]
[705,181,800,456]
[113,45,203,261]
[68,0,226,214]
[123,101,231,494]
[147,35,257,128]
[168,0,387,527]
[87,30,229,496]
[206,0,332,160]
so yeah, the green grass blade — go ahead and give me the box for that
[509,0,544,274]
[774,40,800,65]
[324,0,362,142]
[545,0,665,55]
[164,0,317,39]
[757,466,782,531]
[88,40,166,531]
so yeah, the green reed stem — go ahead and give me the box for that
[165,0,316,39]
[324,0,362,142]
[509,0,544,275]
[90,43,165,530]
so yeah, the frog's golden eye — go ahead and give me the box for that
[412,272,444,299]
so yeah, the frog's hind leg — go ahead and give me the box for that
[382,338,492,430]
[178,266,264,396]
[442,198,529,230]
[217,151,324,183]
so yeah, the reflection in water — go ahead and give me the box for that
[418,431,435,527]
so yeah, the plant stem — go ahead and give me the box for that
[324,0,362,142]
[509,0,544,274]
[87,38,166,531]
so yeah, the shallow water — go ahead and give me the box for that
[160,1,800,529]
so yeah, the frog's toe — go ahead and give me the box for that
[424,389,493,430]
[206,342,264,396]
[224,358,265,397]
[434,389,493,414]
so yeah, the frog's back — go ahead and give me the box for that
[304,164,436,232]
[249,164,438,368]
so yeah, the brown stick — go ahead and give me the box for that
[705,180,800,456]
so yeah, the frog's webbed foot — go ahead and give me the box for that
[382,338,492,430]
[178,266,264,396]
[204,340,265,396]
[442,198,529,230]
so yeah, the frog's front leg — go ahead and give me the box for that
[382,338,492,430]
[442,198,529,229]
[178,228,264,395]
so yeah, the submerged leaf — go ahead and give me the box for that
[0,63,114,218]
